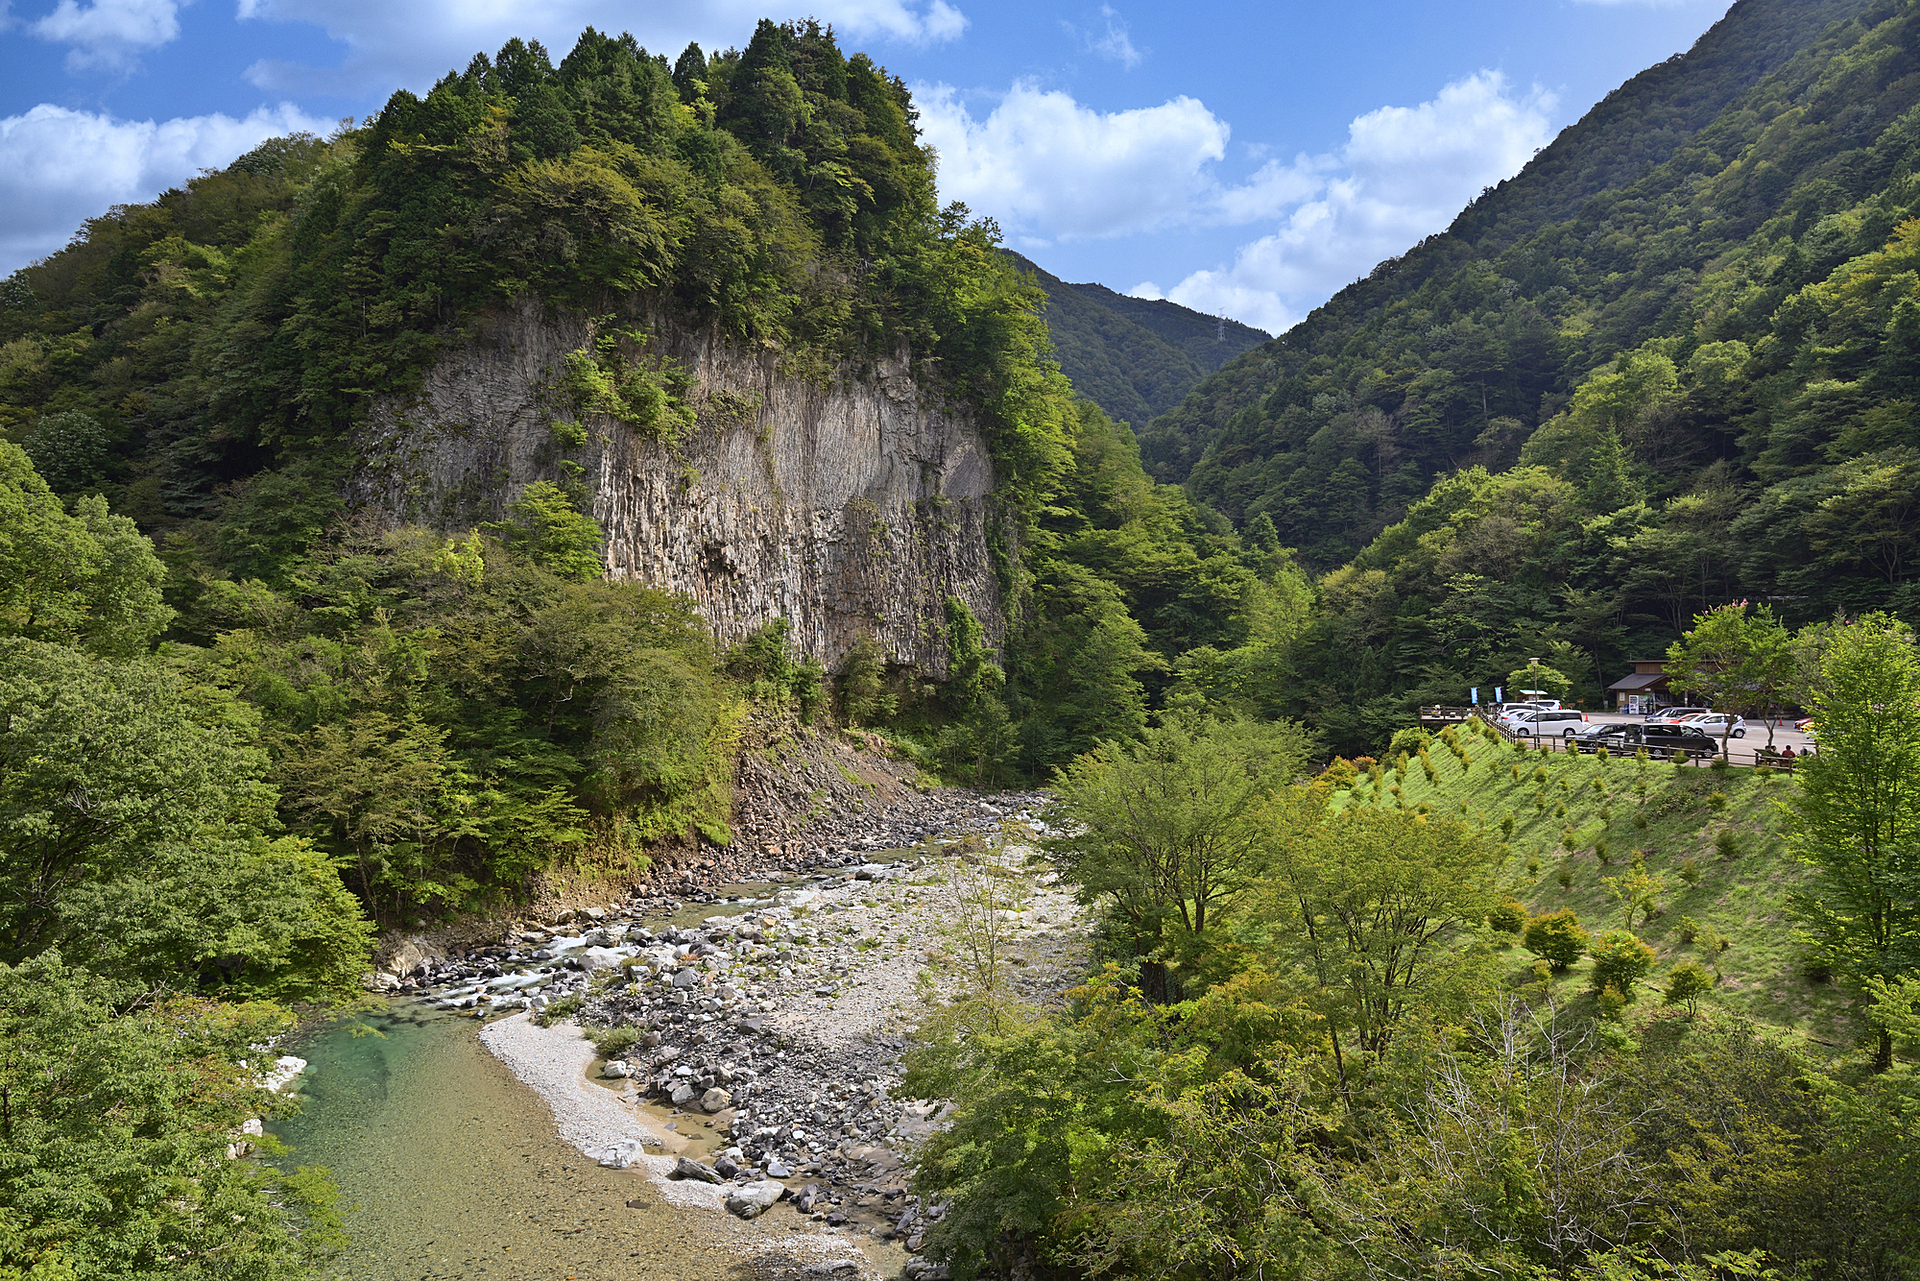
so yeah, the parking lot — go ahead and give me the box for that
[1488,709,1817,765]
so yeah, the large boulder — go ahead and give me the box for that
[581,946,628,973]
[672,1155,722,1184]
[724,1181,786,1219]
[700,1087,733,1113]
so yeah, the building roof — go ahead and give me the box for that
[1607,672,1667,692]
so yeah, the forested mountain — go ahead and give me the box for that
[0,19,1288,913]
[1012,252,1268,429]
[9,12,1920,1281]
[1133,0,1920,750]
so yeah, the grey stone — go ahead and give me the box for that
[670,1083,698,1105]
[724,1180,786,1219]
[600,1060,631,1079]
[764,1158,791,1178]
[700,1087,733,1113]
[353,300,1005,676]
[672,1156,722,1183]
[671,968,702,989]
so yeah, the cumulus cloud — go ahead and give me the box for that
[236,0,967,99]
[916,80,1228,243]
[29,0,183,70]
[1135,71,1557,333]
[0,102,334,274]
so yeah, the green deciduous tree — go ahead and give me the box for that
[0,953,345,1279]
[1047,716,1314,999]
[0,442,171,657]
[0,637,370,1000]
[1263,806,1500,1086]
[489,480,605,580]
[1665,602,1798,750]
[1785,612,1920,1070]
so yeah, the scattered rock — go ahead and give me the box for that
[672,1155,722,1183]
[700,1086,733,1112]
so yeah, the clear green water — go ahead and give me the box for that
[272,1007,757,1281]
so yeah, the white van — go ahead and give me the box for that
[1513,709,1588,738]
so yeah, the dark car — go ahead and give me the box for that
[1570,722,1718,759]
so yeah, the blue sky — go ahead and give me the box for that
[0,0,1733,332]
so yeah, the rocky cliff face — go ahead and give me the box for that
[353,300,1005,676]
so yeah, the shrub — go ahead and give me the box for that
[1321,758,1360,789]
[588,1024,643,1058]
[1664,961,1715,1014]
[1533,766,1549,786]
[1596,982,1629,1021]
[1707,790,1729,811]
[1556,864,1574,888]
[1526,854,1540,874]
[1388,727,1431,755]
[1678,856,1701,885]
[1715,828,1741,860]
[1588,929,1656,997]
[1523,909,1589,970]
[537,994,585,1025]
[1499,814,1515,840]
[1487,900,1527,934]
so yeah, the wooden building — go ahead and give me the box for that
[1607,659,1672,714]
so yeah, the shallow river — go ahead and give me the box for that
[272,1007,760,1281]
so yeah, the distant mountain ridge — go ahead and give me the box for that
[1010,253,1269,428]
[1140,0,1878,503]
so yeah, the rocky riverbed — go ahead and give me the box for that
[382,784,1091,1280]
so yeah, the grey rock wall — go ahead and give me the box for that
[352,300,1005,676]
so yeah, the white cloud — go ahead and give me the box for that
[30,0,183,70]
[1064,5,1140,69]
[1137,71,1557,333]
[236,0,967,99]
[916,80,1228,241]
[0,102,335,274]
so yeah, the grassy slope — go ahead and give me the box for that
[1330,726,1859,1049]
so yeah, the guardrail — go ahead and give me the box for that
[1467,709,1808,770]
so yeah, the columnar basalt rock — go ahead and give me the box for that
[354,300,1005,676]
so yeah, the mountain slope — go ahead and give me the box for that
[1012,253,1268,428]
[1138,0,1884,521]
[1118,0,1920,755]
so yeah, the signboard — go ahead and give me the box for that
[1494,686,1504,704]
[1470,687,1478,704]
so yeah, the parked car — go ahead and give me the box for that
[1574,722,1717,758]
[1679,712,1747,738]
[1645,706,1711,726]
[1495,701,1554,726]
[1511,709,1589,738]
[1570,723,1639,754]
[1642,724,1721,758]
